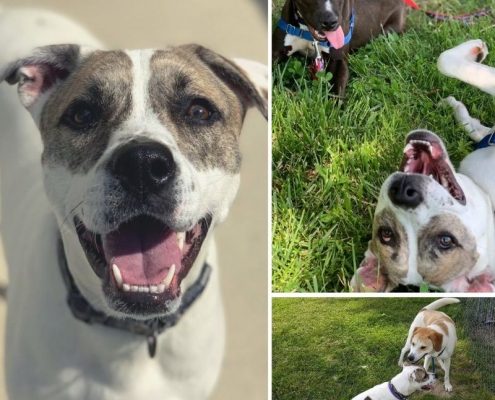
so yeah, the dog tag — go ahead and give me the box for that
[147,334,157,358]
[312,41,325,73]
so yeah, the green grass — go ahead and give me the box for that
[272,298,495,399]
[272,0,495,292]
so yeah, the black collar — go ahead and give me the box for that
[57,237,211,358]
[388,381,408,400]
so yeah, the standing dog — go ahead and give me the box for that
[272,0,405,96]
[0,8,267,400]
[352,365,435,400]
[398,298,459,392]
[351,129,495,292]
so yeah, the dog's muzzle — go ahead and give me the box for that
[110,138,176,196]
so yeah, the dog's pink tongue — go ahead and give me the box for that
[325,26,345,49]
[103,218,180,286]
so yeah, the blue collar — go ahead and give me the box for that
[475,128,495,150]
[277,10,355,51]
[388,381,409,400]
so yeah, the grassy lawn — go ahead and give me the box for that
[272,298,495,399]
[272,0,495,292]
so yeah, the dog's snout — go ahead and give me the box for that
[407,354,415,362]
[388,174,424,209]
[320,13,338,31]
[111,139,176,194]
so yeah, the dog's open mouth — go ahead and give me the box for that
[400,132,466,205]
[74,214,211,314]
[306,24,345,49]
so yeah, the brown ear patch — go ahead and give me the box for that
[428,331,443,352]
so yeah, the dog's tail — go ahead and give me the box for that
[422,298,460,311]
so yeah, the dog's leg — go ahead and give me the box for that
[383,8,406,34]
[437,358,453,392]
[423,354,432,372]
[331,59,349,98]
[438,40,495,96]
[443,96,492,142]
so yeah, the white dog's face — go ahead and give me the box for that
[356,130,491,290]
[400,365,435,392]
[2,44,267,319]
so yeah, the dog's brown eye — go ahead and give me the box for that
[378,227,394,245]
[187,104,211,121]
[420,346,426,350]
[61,101,99,131]
[73,108,94,125]
[183,98,219,125]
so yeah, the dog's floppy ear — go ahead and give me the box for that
[428,331,443,352]
[182,44,268,120]
[350,247,388,292]
[0,44,80,111]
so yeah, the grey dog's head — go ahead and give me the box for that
[2,44,267,319]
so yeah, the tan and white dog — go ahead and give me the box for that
[0,8,267,400]
[352,365,435,400]
[398,298,459,392]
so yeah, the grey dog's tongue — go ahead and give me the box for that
[102,218,180,285]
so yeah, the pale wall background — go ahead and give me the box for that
[0,1,268,398]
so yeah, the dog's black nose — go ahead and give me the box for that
[407,354,415,362]
[320,13,339,31]
[111,139,176,194]
[388,174,424,209]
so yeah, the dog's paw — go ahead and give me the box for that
[398,360,404,368]
[444,382,453,392]
[438,39,488,77]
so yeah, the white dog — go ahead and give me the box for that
[352,365,435,400]
[398,298,459,392]
[438,39,495,205]
[0,8,267,400]
[351,129,495,292]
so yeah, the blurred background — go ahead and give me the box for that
[0,0,268,399]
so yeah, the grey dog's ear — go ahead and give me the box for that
[0,44,80,110]
[181,44,268,120]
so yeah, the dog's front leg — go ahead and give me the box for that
[437,358,453,392]
[398,344,409,367]
[423,355,432,372]
[438,39,495,96]
[331,58,349,98]
[444,96,492,142]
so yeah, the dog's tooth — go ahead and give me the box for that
[177,232,186,252]
[123,283,130,292]
[150,285,158,294]
[157,284,166,293]
[131,285,139,292]
[142,286,150,293]
[163,264,176,289]
[138,286,146,293]
[112,264,123,288]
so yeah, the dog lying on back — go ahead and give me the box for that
[272,0,405,96]
[351,130,495,292]
[352,365,435,400]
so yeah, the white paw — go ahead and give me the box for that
[398,359,404,368]
[444,382,453,392]
[438,39,488,77]
[441,96,459,108]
